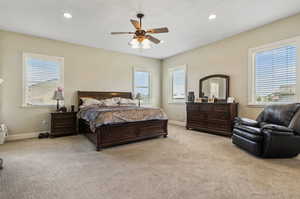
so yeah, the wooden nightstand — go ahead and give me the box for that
[50,112,77,138]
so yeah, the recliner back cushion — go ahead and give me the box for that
[260,104,300,127]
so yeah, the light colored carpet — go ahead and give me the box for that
[1,124,300,199]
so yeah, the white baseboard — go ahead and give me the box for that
[169,120,186,127]
[6,131,47,141]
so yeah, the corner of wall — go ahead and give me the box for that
[159,59,164,108]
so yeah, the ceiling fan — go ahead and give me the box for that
[111,13,169,49]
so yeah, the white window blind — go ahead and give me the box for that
[172,69,186,99]
[133,69,151,104]
[168,65,187,103]
[23,53,64,106]
[248,37,300,106]
[255,45,297,103]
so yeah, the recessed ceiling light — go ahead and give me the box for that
[208,14,216,20]
[63,12,72,19]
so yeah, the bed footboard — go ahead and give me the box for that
[79,119,168,151]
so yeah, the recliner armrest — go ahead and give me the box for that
[263,129,294,136]
[234,117,259,127]
[262,124,294,133]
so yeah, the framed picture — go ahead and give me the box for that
[208,98,215,103]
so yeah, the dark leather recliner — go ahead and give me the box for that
[232,103,300,158]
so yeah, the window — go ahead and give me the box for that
[169,65,187,103]
[23,53,64,106]
[248,37,300,105]
[133,68,151,104]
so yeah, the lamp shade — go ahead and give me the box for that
[52,90,64,100]
[135,93,142,100]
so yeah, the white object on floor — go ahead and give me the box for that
[0,124,8,144]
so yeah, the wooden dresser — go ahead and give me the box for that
[186,102,238,136]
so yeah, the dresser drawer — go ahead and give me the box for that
[213,105,229,112]
[207,112,229,120]
[187,104,199,111]
[51,127,76,135]
[199,104,213,112]
[207,120,231,131]
[52,113,76,119]
[187,121,207,129]
[187,112,207,121]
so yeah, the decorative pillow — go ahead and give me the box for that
[120,103,137,106]
[119,98,136,106]
[80,97,102,108]
[103,97,120,106]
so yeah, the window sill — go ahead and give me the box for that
[248,102,295,108]
[20,104,57,109]
[168,101,185,105]
[247,104,265,108]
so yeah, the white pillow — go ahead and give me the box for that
[80,97,102,107]
[119,98,137,106]
[103,97,120,106]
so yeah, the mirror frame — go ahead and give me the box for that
[199,74,230,102]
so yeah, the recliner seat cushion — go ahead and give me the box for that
[261,104,300,127]
[233,125,263,142]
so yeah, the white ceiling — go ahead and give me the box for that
[0,0,300,59]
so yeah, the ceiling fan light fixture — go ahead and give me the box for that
[141,39,151,49]
[129,38,152,49]
[129,38,140,48]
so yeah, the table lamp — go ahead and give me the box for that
[52,87,64,111]
[135,93,142,107]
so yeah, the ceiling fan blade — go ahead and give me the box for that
[130,19,141,29]
[147,27,169,34]
[111,32,135,35]
[147,35,161,44]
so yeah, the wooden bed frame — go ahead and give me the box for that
[77,91,168,151]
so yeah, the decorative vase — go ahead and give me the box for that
[188,92,195,102]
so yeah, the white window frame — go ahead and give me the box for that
[248,36,300,106]
[132,67,152,105]
[168,65,187,104]
[22,52,64,107]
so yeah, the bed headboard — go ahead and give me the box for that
[77,91,133,107]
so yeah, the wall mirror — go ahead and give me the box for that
[199,74,229,102]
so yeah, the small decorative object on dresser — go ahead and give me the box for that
[187,91,195,102]
[71,105,75,112]
[50,112,77,138]
[227,97,235,103]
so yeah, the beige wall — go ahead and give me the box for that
[162,13,300,122]
[0,30,161,135]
